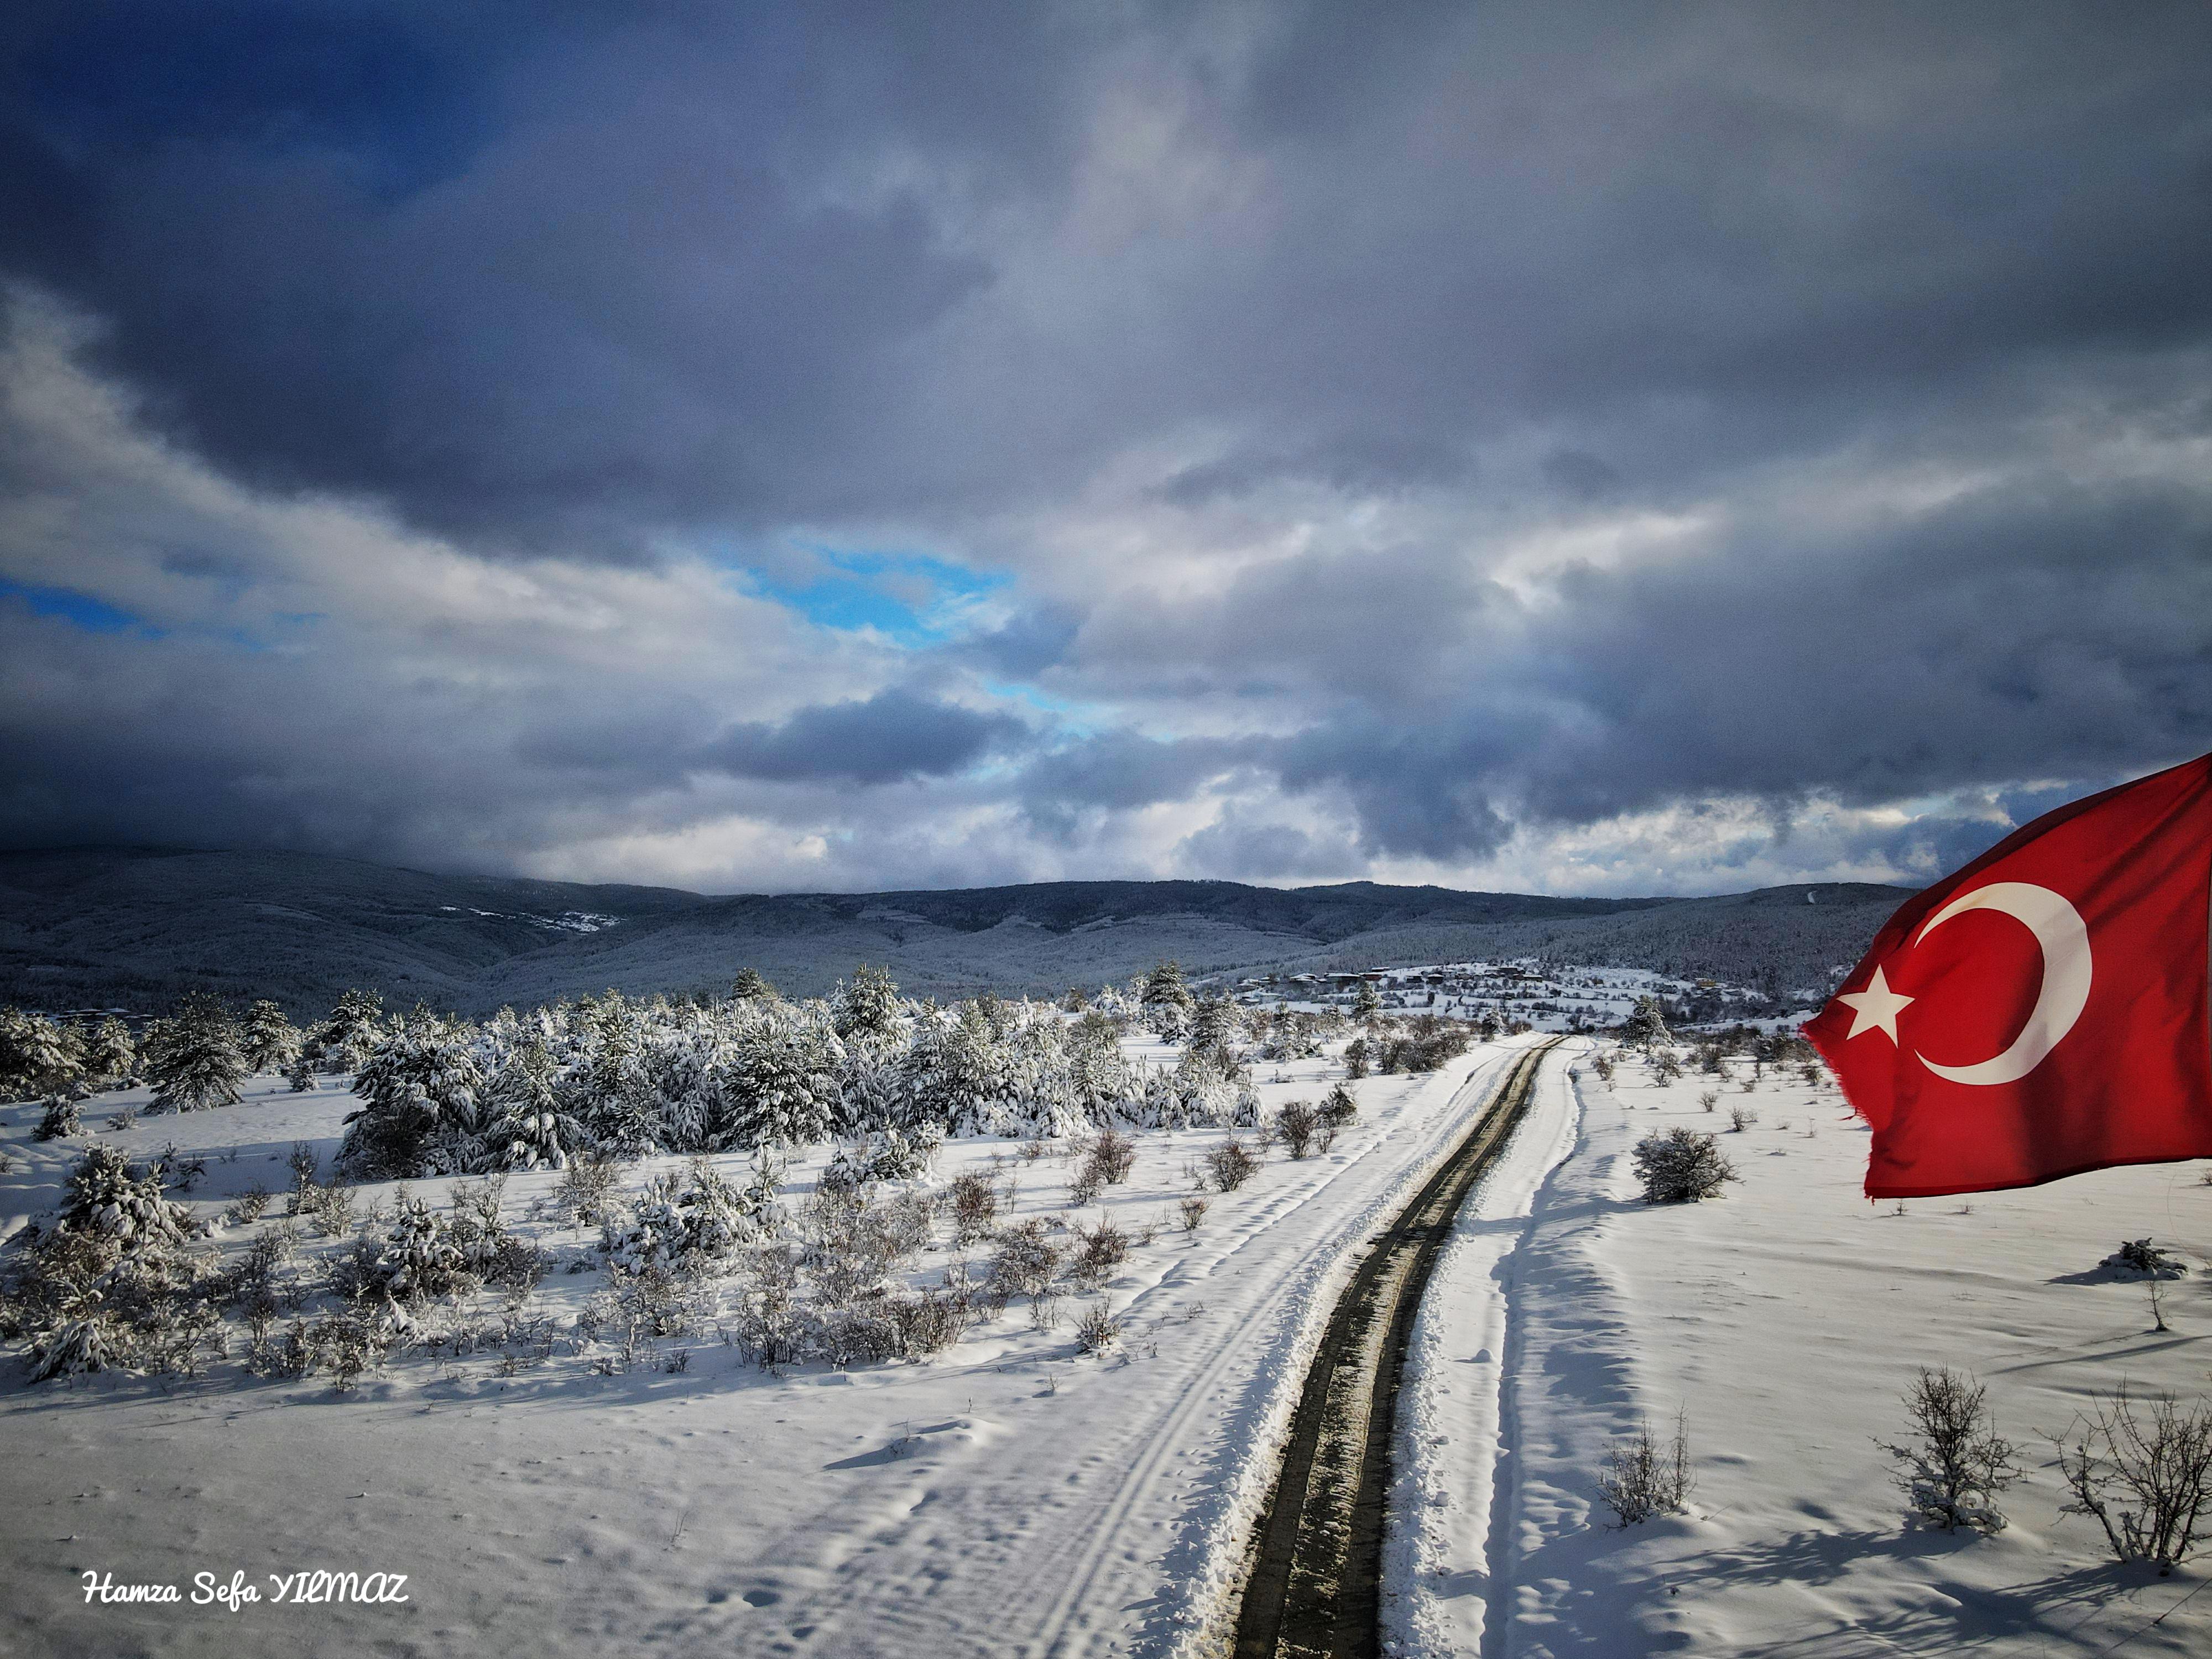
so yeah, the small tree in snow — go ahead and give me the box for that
[1877,1368,2021,1535]
[1621,995,1672,1055]
[1630,1128,1736,1204]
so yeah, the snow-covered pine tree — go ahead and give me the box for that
[84,1016,137,1086]
[1187,992,1238,1057]
[1139,961,1195,1042]
[312,988,385,1074]
[240,999,301,1073]
[1067,1010,1139,1125]
[727,1007,844,1149]
[0,1007,85,1100]
[1352,978,1384,1022]
[483,1040,587,1170]
[337,1008,486,1178]
[285,1049,318,1092]
[834,963,904,1042]
[1622,994,1672,1055]
[570,997,663,1159]
[730,967,780,1003]
[146,992,246,1112]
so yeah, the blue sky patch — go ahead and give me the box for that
[0,578,163,637]
[753,549,1009,648]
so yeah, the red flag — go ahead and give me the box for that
[1804,753,2212,1198]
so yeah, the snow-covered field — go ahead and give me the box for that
[1391,1045,2212,1657]
[0,1036,1538,1659]
[8,1021,2211,1659]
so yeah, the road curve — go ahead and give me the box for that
[1230,1037,1563,1659]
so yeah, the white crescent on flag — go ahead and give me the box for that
[1908,881,2093,1086]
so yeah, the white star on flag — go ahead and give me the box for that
[1837,963,1913,1044]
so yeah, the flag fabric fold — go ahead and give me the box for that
[1803,753,2212,1198]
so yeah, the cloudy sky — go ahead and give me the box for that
[3,2,2208,898]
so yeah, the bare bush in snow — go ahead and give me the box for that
[1074,1301,1124,1354]
[2053,1386,2212,1569]
[1598,1411,1694,1525]
[1876,1367,2020,1535]
[1204,1138,1258,1193]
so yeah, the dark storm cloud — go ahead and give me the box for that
[704,690,1029,787]
[1015,732,1250,832]
[8,2,2208,552]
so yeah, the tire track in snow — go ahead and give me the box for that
[1230,1039,1562,1659]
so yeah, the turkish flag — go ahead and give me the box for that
[1804,753,2212,1198]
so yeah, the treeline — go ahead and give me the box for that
[1,963,1504,1182]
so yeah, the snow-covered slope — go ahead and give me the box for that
[1391,1046,2212,1657]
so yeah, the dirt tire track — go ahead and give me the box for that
[1231,1039,1562,1659]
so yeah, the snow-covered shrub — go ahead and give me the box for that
[881,1276,973,1358]
[1178,1195,1209,1234]
[1276,1100,1319,1160]
[1376,1014,1471,1074]
[598,1160,769,1280]
[1597,1412,1694,1525]
[553,1152,622,1228]
[822,1124,940,1193]
[1877,1367,2020,1535]
[1,1148,216,1380]
[1652,1049,1686,1083]
[280,1311,394,1390]
[59,1145,201,1253]
[2054,1385,2212,1568]
[366,1196,479,1303]
[798,1184,932,1309]
[600,1192,685,1278]
[2105,1238,2187,1280]
[1319,1082,1359,1138]
[1087,1127,1136,1185]
[33,1095,81,1141]
[1631,1128,1737,1204]
[989,1217,1061,1302]
[298,1180,357,1238]
[728,1243,805,1369]
[1074,1301,1124,1355]
[1729,1104,1757,1132]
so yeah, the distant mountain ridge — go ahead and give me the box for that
[0,847,1914,1018]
